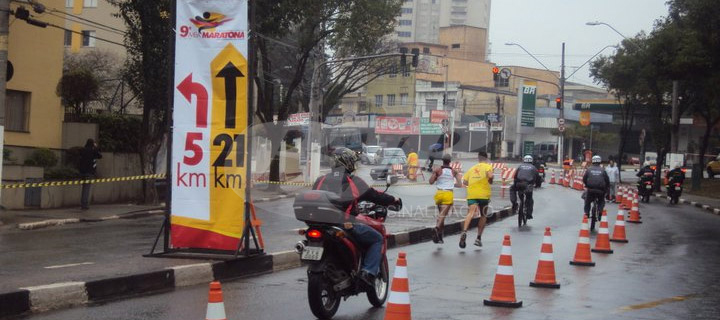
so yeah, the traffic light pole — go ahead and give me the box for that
[558,43,565,166]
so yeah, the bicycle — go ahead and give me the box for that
[589,197,600,231]
[517,187,532,227]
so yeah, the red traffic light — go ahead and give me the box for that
[492,67,499,74]
[555,97,561,103]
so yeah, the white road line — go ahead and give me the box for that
[44,262,94,269]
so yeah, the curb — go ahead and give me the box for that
[0,206,513,318]
[253,193,297,203]
[16,209,165,231]
[653,193,720,215]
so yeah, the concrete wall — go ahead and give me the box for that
[62,122,99,150]
[439,26,488,62]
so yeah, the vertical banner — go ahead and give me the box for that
[517,80,537,132]
[171,0,248,251]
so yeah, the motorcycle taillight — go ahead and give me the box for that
[306,229,322,239]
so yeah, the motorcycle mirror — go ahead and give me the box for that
[386,175,398,186]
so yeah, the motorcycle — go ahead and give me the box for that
[667,181,683,205]
[535,165,545,188]
[638,179,653,203]
[293,176,402,319]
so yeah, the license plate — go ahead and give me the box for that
[301,246,324,261]
[646,185,652,189]
[675,187,681,191]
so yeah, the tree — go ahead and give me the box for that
[109,0,172,203]
[63,50,134,113]
[253,0,402,189]
[56,68,99,115]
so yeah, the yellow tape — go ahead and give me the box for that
[1,174,166,189]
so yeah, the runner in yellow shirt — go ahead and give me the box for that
[459,151,494,248]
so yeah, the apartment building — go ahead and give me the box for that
[395,0,491,44]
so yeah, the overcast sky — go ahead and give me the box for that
[488,0,670,88]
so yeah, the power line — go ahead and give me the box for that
[45,10,125,36]
[45,21,126,47]
[48,8,126,34]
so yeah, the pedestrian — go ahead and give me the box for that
[429,154,462,244]
[407,148,418,181]
[426,142,443,171]
[78,139,102,210]
[605,160,619,202]
[459,151,494,248]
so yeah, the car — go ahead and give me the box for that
[370,148,407,180]
[532,143,557,162]
[360,145,381,164]
[707,155,720,177]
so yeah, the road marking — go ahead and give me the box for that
[44,262,94,269]
[619,294,697,311]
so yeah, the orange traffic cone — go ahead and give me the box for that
[623,189,633,209]
[484,235,522,308]
[570,216,596,267]
[550,171,556,184]
[385,252,411,320]
[616,186,623,203]
[628,194,642,224]
[610,206,629,243]
[206,281,227,320]
[591,210,614,254]
[530,227,560,289]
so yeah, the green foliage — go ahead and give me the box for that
[69,114,141,153]
[56,69,100,115]
[44,166,81,180]
[24,148,58,168]
[3,148,12,162]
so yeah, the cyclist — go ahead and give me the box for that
[582,155,610,219]
[510,155,539,219]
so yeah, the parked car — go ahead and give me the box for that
[533,143,557,162]
[707,155,720,177]
[360,145,381,164]
[370,148,407,180]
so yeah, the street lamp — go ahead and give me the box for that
[586,21,629,39]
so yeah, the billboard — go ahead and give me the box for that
[517,80,537,134]
[375,116,419,135]
[171,0,249,251]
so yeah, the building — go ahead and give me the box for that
[395,0,491,44]
[64,0,125,57]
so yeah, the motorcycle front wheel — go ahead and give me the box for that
[367,256,389,307]
[308,274,340,319]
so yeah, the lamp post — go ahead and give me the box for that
[586,21,629,39]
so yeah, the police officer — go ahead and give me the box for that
[636,161,655,191]
[582,155,610,218]
[510,155,539,219]
[666,165,685,197]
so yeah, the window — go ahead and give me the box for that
[423,47,430,54]
[5,90,30,132]
[83,0,97,8]
[389,64,397,78]
[446,99,456,108]
[64,30,72,46]
[431,81,444,88]
[82,30,96,47]
[425,99,438,110]
[375,95,383,108]
[387,94,396,106]
[66,0,74,8]
[452,43,461,49]
[402,64,410,77]
[399,20,412,26]
[497,77,509,87]
[400,93,409,106]
[358,101,368,112]
[397,31,411,38]
[401,8,413,14]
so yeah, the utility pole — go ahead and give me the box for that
[670,80,679,153]
[558,43,566,165]
[0,0,9,206]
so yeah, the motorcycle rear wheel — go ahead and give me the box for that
[308,274,340,319]
[367,256,389,307]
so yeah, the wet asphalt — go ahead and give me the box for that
[18,183,720,320]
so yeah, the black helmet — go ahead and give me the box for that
[332,147,359,173]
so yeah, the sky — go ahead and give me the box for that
[488,0,670,87]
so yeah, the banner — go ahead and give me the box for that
[375,116,419,135]
[171,0,248,251]
[519,81,537,129]
[286,112,310,126]
[469,122,503,132]
[580,111,591,126]
[430,110,448,124]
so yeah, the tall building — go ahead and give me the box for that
[64,0,125,57]
[395,0,491,44]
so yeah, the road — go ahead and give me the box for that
[21,184,720,319]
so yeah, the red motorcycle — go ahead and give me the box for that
[293,181,402,319]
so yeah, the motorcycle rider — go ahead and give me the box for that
[312,148,400,287]
[510,155,539,219]
[636,161,655,192]
[583,155,610,218]
[666,165,686,195]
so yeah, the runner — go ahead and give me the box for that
[459,151,494,248]
[430,154,462,244]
